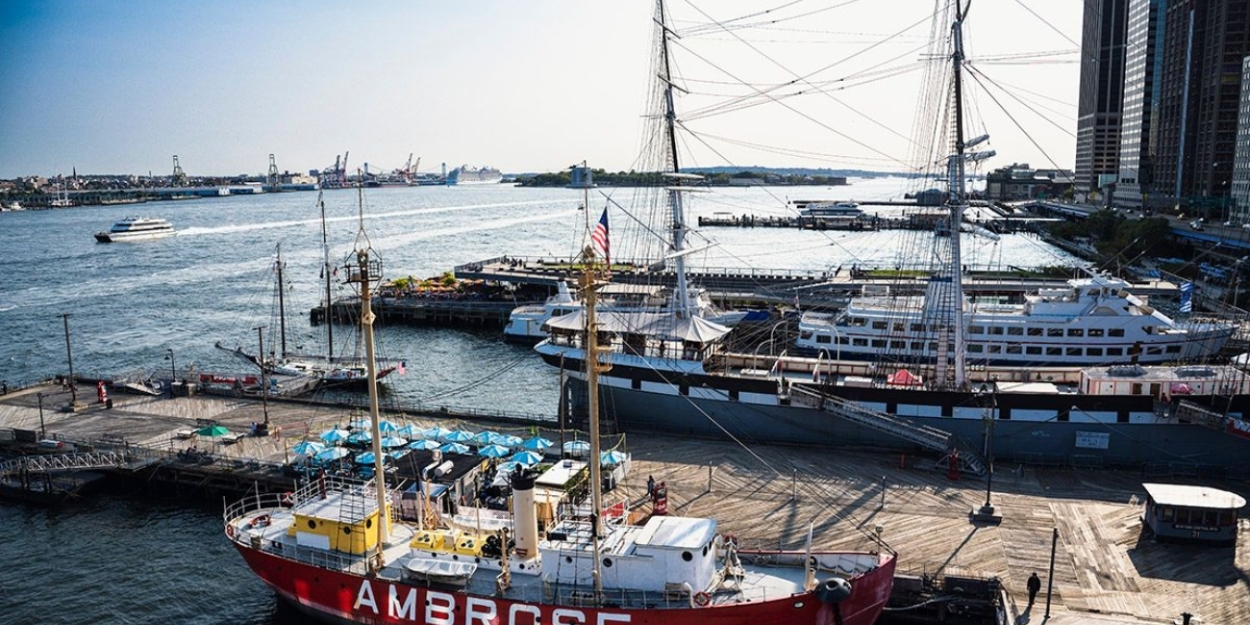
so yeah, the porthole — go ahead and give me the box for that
[566,556,573,564]
[702,545,708,556]
[366,519,373,529]
[682,551,693,562]
[308,520,317,529]
[342,526,352,535]
[603,558,613,568]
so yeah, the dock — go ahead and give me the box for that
[0,384,1243,624]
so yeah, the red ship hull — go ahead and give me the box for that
[236,543,895,625]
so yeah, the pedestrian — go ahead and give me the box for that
[1027,572,1041,607]
[647,475,655,497]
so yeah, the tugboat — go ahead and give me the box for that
[223,190,897,624]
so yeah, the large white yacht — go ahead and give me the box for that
[94,217,176,242]
[794,273,1235,366]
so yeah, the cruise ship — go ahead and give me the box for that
[446,165,503,186]
[94,217,176,242]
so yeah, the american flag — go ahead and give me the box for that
[591,208,609,262]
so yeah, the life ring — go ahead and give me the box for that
[281,492,295,506]
[254,514,271,528]
[226,524,235,539]
[694,592,711,607]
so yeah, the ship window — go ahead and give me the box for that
[1047,328,1064,337]
[308,520,317,529]
[1106,347,1123,356]
[1068,329,1084,337]
[894,323,905,332]
[968,325,985,334]
[679,385,689,396]
[850,317,867,327]
[816,335,831,344]
[988,327,1003,335]
[682,551,693,562]
[890,341,906,349]
[632,378,641,390]
[838,336,849,345]
[1146,346,1162,355]
[910,342,925,350]
[1026,346,1042,355]
[988,345,1002,354]
[1109,329,1125,337]
[1007,327,1023,336]
[1066,347,1082,356]
[1006,345,1022,354]
[929,342,939,351]
[1046,347,1062,356]
[1088,329,1105,337]
[910,324,925,332]
[1166,345,1181,354]
[728,389,739,401]
[872,321,888,330]
[1087,347,1103,356]
[853,338,868,347]
[1028,328,1043,336]
[603,558,613,568]
[871,340,886,348]
[799,331,813,340]
[968,344,983,353]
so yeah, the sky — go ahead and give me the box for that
[0,1,1082,179]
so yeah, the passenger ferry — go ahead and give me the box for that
[94,217,176,242]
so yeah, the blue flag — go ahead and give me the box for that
[1179,282,1193,314]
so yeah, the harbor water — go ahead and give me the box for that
[0,180,1082,623]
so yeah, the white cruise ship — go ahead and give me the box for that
[446,165,502,185]
[94,217,176,242]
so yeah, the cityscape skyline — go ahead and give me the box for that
[0,2,1081,180]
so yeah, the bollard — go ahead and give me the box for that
[707,465,713,493]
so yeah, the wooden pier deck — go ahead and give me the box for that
[0,385,1245,624]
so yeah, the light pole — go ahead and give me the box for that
[37,392,46,439]
[61,313,77,406]
[165,348,176,385]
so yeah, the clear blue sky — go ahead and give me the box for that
[0,1,1081,179]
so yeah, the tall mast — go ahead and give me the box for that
[319,192,335,361]
[276,244,287,359]
[946,1,971,388]
[582,246,609,602]
[657,0,694,318]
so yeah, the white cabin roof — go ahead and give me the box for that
[632,516,717,550]
[1143,483,1246,509]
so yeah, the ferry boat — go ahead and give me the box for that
[223,200,896,624]
[534,2,1250,469]
[796,200,864,219]
[446,165,503,186]
[94,217,175,242]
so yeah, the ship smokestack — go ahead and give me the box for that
[511,469,540,559]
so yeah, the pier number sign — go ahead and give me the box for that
[1074,431,1110,450]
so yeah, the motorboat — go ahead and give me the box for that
[94,217,175,242]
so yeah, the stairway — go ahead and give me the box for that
[789,385,985,475]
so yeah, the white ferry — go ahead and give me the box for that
[94,217,176,243]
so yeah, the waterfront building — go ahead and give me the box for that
[1232,55,1250,224]
[985,163,1076,201]
[1075,0,1129,199]
[1115,0,1166,209]
[1154,0,1250,214]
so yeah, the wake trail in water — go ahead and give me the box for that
[178,199,573,237]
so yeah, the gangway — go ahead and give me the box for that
[0,450,145,478]
[788,385,986,476]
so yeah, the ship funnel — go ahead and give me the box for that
[511,469,540,560]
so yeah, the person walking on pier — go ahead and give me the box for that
[1026,572,1041,607]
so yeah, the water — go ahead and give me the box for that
[0,180,1081,623]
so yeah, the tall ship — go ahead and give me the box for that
[446,165,503,186]
[534,2,1250,469]
[223,167,897,624]
[94,216,175,242]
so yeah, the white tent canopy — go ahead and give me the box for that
[545,310,731,344]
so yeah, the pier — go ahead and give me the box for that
[0,383,1243,624]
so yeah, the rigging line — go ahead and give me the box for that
[669,38,910,167]
[693,129,906,163]
[1011,0,1079,50]
[682,0,874,35]
[975,75,1076,111]
[962,67,1068,172]
[672,0,810,34]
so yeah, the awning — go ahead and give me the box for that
[545,310,731,344]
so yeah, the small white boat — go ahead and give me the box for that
[95,217,176,243]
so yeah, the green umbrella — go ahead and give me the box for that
[197,425,230,437]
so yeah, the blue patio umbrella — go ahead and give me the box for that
[379,436,409,449]
[292,441,326,456]
[478,444,511,458]
[510,450,544,466]
[444,430,475,443]
[347,431,372,445]
[473,430,501,445]
[563,440,591,455]
[440,442,471,455]
[522,436,554,451]
[389,450,408,460]
[378,420,400,434]
[314,447,350,462]
[320,428,349,443]
[422,426,453,440]
[408,439,441,451]
[600,450,629,466]
[492,434,524,448]
[496,461,522,474]
[356,451,387,464]
[397,424,420,438]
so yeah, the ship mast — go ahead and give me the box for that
[345,183,390,571]
[319,192,335,362]
[583,239,611,600]
[275,244,287,359]
[657,0,696,318]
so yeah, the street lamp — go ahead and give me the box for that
[37,392,46,439]
[164,348,176,396]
